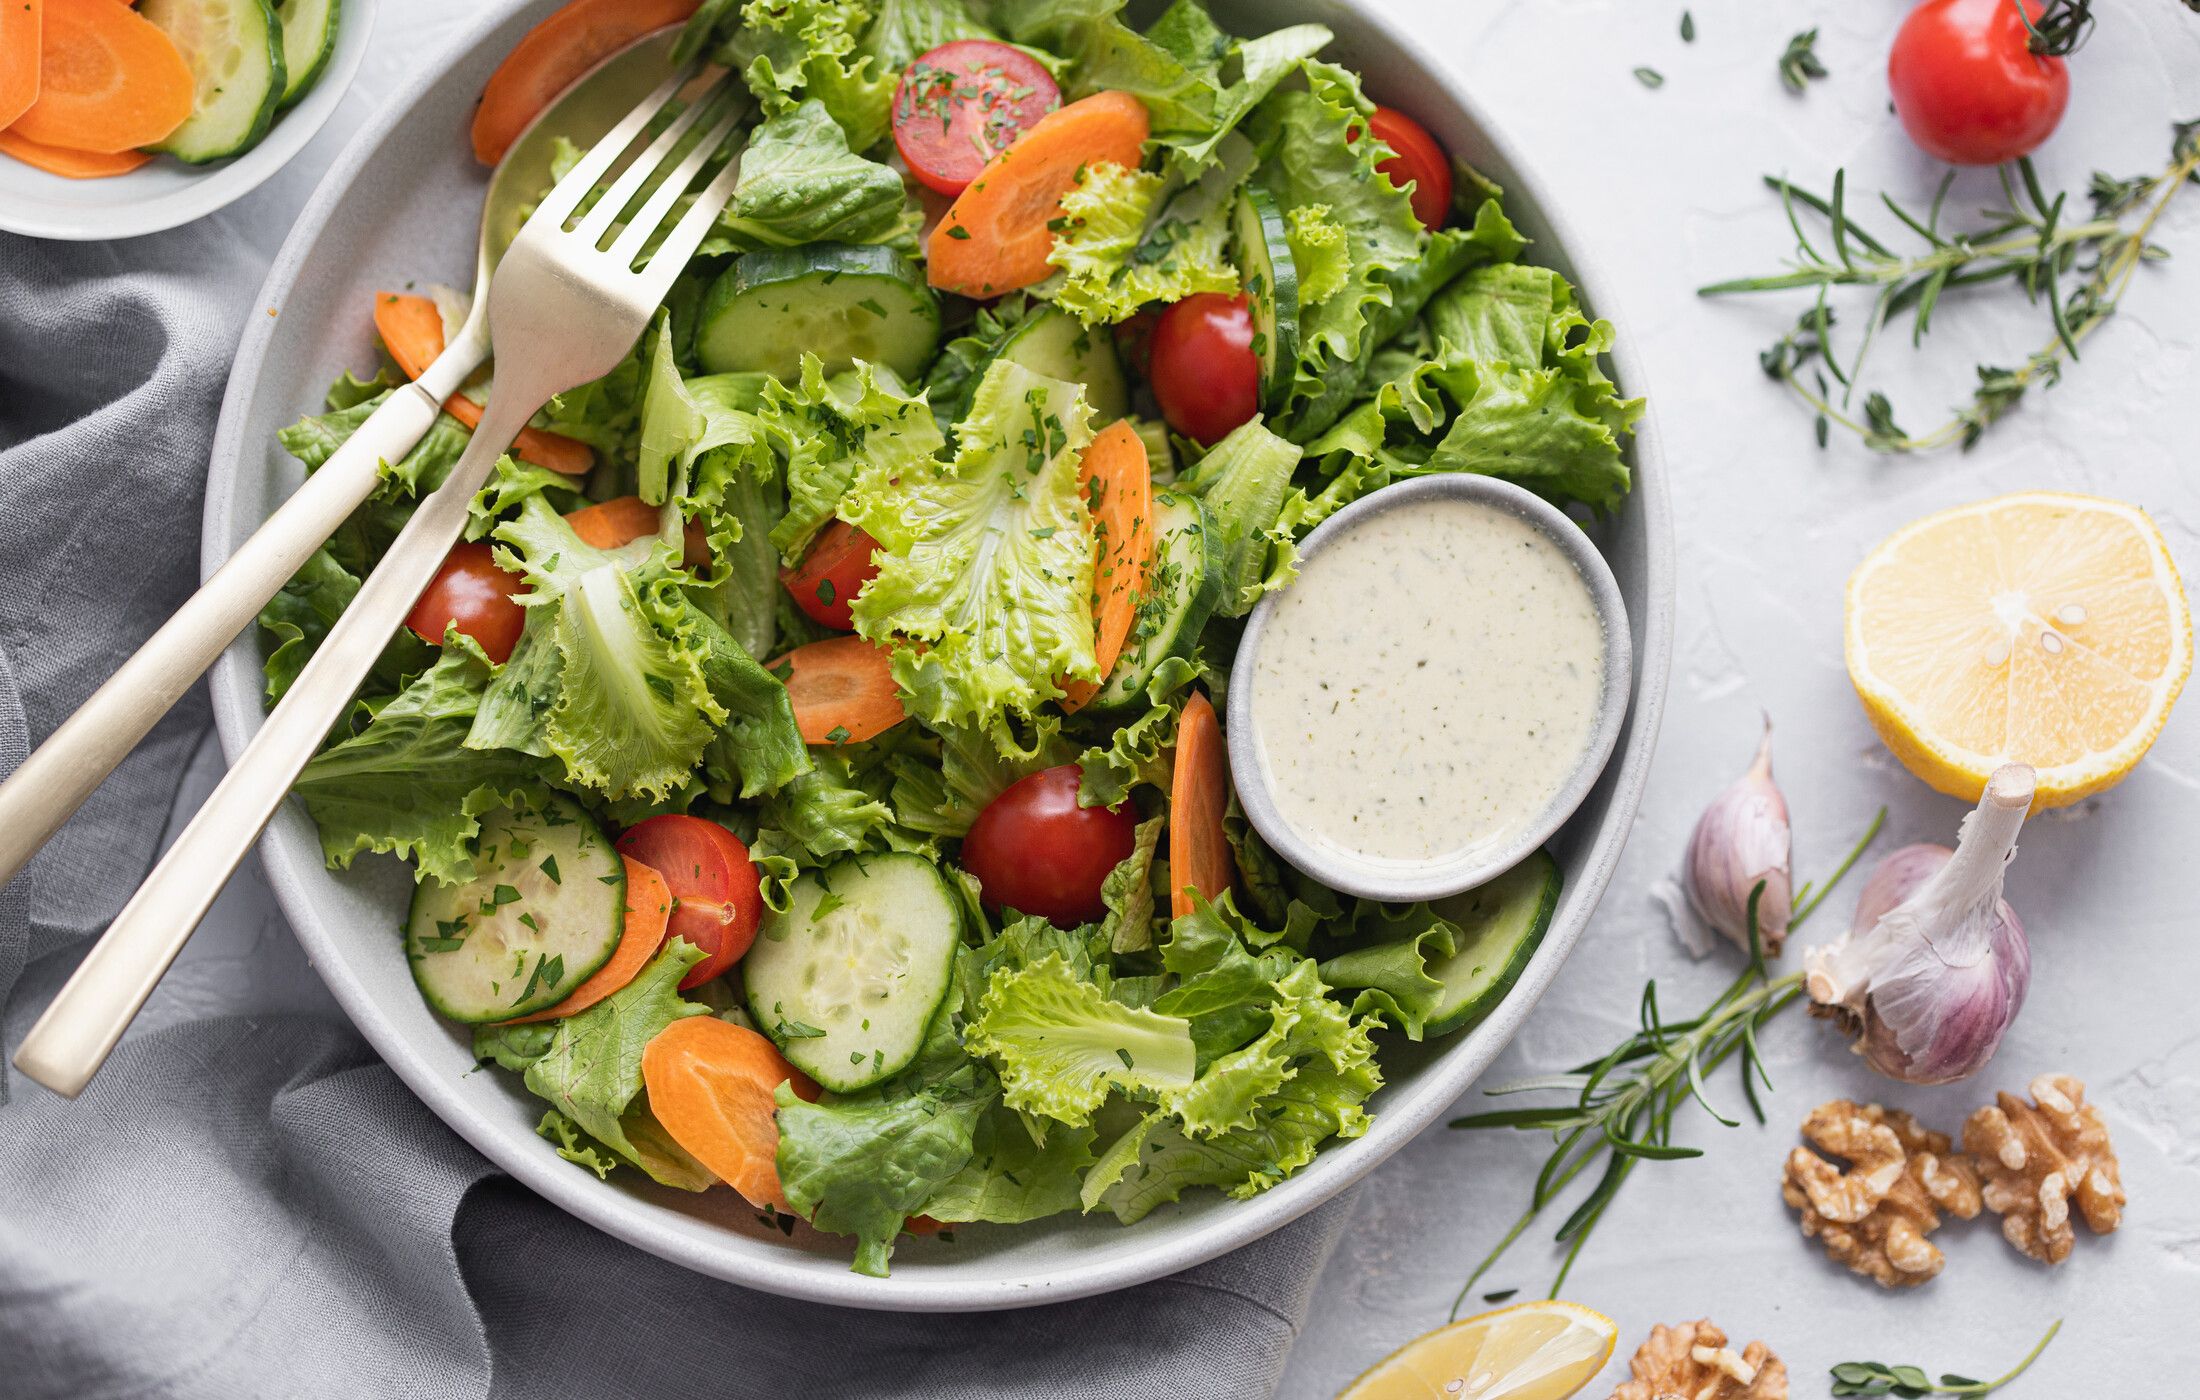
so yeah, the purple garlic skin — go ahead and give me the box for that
[1664,723,1792,958]
[1805,764,2034,1086]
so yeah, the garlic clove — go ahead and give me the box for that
[1654,721,1793,958]
[1805,764,2034,1085]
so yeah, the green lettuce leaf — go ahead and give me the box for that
[888,714,1070,837]
[842,359,1098,733]
[922,1105,1095,1225]
[1075,696,1179,808]
[1164,22,1330,172]
[1314,902,1462,1039]
[764,355,946,564]
[1046,160,1240,326]
[965,952,1198,1126]
[1178,416,1303,616]
[485,498,726,801]
[865,0,997,72]
[684,599,812,798]
[996,0,1220,136]
[523,939,713,1186]
[1099,814,1165,952]
[709,101,912,252]
[1285,203,1348,307]
[700,0,897,153]
[474,1019,556,1072]
[753,730,917,867]
[291,642,554,886]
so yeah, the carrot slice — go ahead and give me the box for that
[1061,421,1154,713]
[927,91,1151,298]
[564,495,710,568]
[769,635,906,746]
[642,1016,820,1211]
[503,858,671,1024]
[471,0,701,166]
[10,0,190,153]
[0,0,41,129]
[0,127,149,177]
[371,292,597,475]
[1169,690,1236,919]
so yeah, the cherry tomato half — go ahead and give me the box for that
[405,541,527,664]
[892,40,1061,197]
[616,814,766,989]
[781,521,882,632]
[1148,292,1259,446]
[1889,0,2068,167]
[960,764,1138,926]
[1365,106,1453,229]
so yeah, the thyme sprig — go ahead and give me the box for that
[1831,1319,2063,1396]
[1703,119,2200,452]
[1779,29,1827,93]
[1446,811,1885,1316]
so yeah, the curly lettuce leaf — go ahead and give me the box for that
[290,640,554,886]
[1314,902,1465,1040]
[864,0,998,72]
[681,599,811,799]
[764,355,946,564]
[965,953,1198,1126]
[1046,160,1240,326]
[694,0,897,153]
[1100,814,1165,953]
[485,498,726,802]
[708,100,913,253]
[842,359,1098,732]
[1285,203,1348,307]
[1165,21,1330,172]
[523,939,713,1185]
[1075,695,1179,808]
[1165,959,1373,1138]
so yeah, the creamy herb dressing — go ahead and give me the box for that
[1247,497,1607,867]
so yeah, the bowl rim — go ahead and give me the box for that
[0,0,380,242]
[200,0,1675,1311]
[1226,473,1635,903]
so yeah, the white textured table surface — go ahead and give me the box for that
[129,1,2200,1394]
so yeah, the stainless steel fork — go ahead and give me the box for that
[14,61,750,1098]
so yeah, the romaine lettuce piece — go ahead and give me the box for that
[842,359,1099,734]
[1178,416,1303,617]
[922,1105,1096,1225]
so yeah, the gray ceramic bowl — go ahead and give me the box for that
[1228,474,1634,903]
[203,0,1673,1311]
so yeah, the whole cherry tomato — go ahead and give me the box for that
[892,40,1061,197]
[1889,0,2069,166]
[405,541,526,663]
[1365,106,1453,229]
[780,521,882,632]
[1147,292,1259,446]
[960,764,1138,926]
[616,814,766,989]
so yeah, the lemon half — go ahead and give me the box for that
[1336,1300,1618,1400]
[1846,491,2191,809]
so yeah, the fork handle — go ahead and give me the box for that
[0,341,485,894]
[11,388,535,1099]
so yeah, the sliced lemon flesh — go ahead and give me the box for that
[1336,1300,1618,1400]
[1846,490,2190,809]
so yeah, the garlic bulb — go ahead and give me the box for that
[1655,723,1793,958]
[1804,764,2035,1086]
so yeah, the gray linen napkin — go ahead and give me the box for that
[0,232,1352,1399]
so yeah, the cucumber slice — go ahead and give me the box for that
[275,0,339,107]
[1232,184,1299,413]
[1422,850,1561,1037]
[140,0,286,164]
[744,852,962,1093]
[697,244,940,383]
[1085,491,1223,715]
[997,306,1130,424]
[405,797,626,1024]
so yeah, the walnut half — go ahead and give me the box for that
[1964,1073,2124,1264]
[1607,1319,1787,1400]
[1781,1099,1981,1288]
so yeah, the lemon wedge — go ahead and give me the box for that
[1845,490,2190,809]
[1336,1300,1618,1400]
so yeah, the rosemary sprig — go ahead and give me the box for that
[1831,1319,2063,1397]
[1702,119,2200,452]
[1446,811,1885,1316]
[1779,29,1827,93]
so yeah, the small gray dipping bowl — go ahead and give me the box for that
[1227,474,1634,903]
